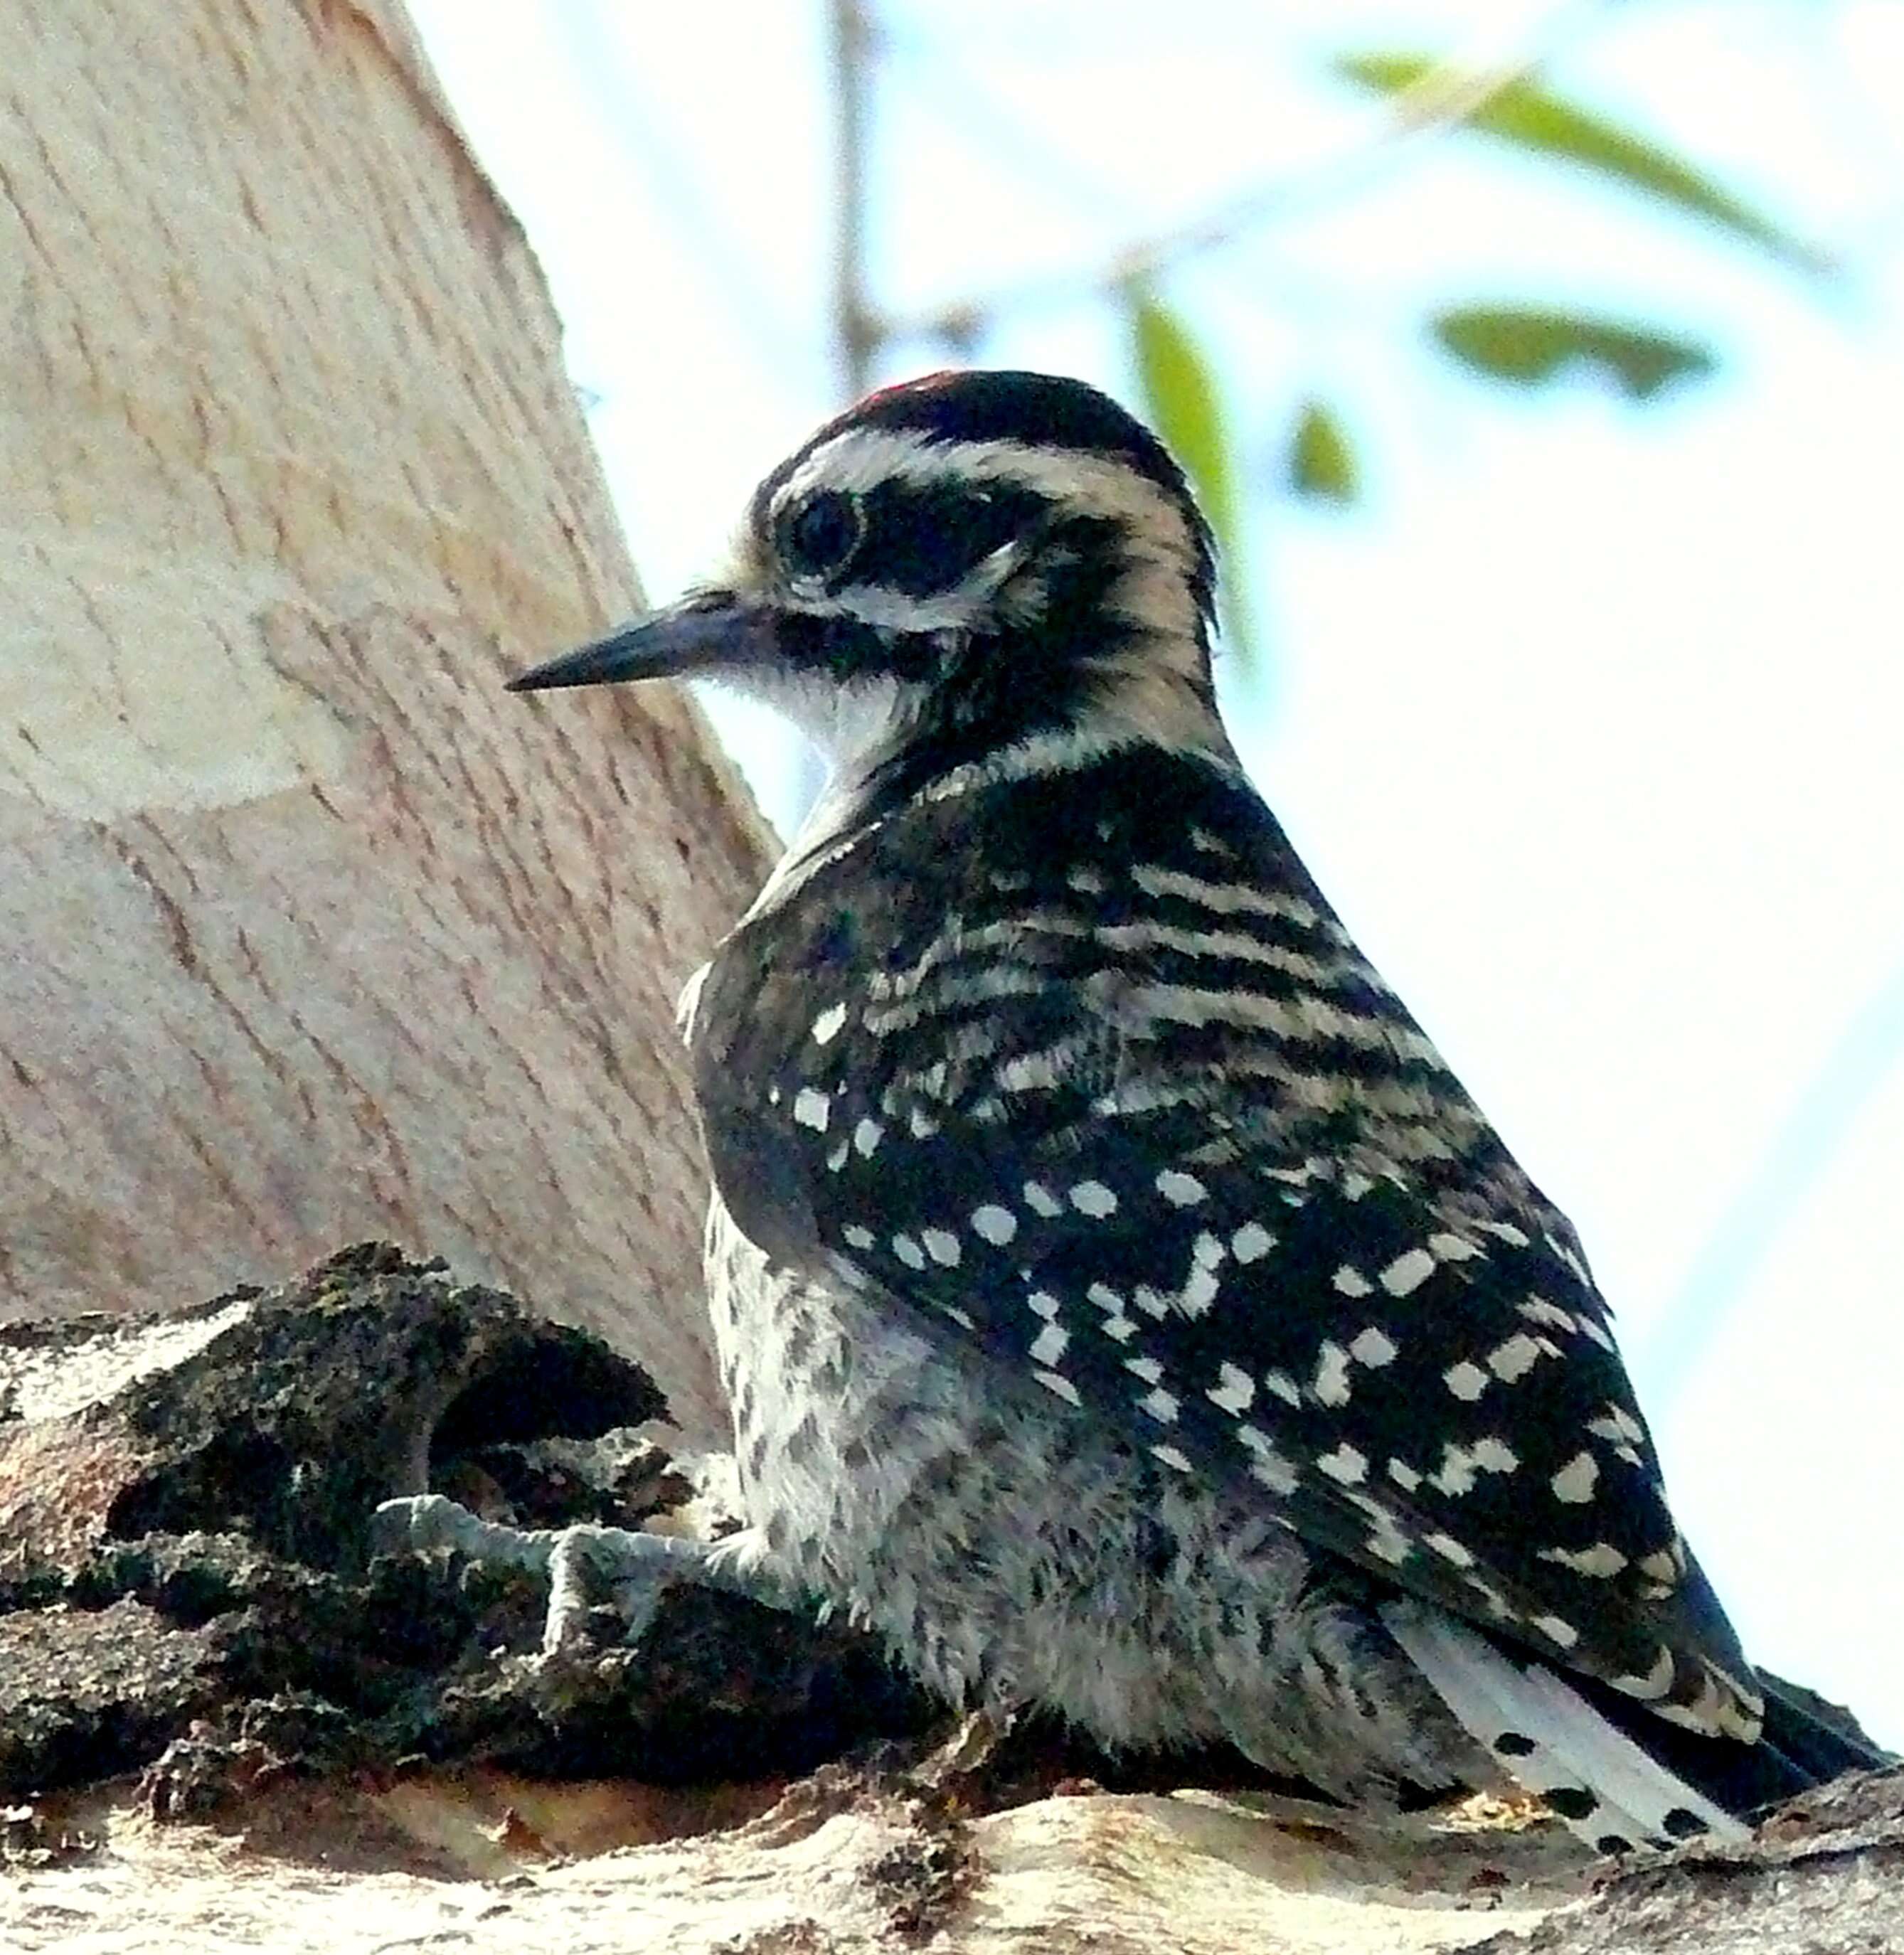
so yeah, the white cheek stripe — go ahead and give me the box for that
[789,543,1022,633]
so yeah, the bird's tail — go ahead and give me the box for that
[1383,1602,1890,1853]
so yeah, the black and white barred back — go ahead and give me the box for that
[511,371,1881,1848]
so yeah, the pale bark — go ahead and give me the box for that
[11,1769,1904,1954]
[0,1780,1585,1955]
[0,0,771,1441]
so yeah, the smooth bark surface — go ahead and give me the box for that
[0,0,770,1440]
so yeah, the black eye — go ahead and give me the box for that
[777,490,865,585]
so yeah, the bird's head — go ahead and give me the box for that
[511,371,1226,794]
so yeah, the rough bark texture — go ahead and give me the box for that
[0,0,770,1442]
[8,1746,1902,1954]
[0,1245,936,1800]
[4,1245,1898,1954]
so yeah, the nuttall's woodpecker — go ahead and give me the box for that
[500,370,1881,1848]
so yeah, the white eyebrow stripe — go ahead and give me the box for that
[777,427,1198,567]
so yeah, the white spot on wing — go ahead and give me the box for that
[1550,1451,1599,1503]
[1231,1222,1275,1264]
[810,1002,849,1045]
[1546,1232,1592,1285]
[1137,1385,1179,1425]
[1333,1264,1373,1297]
[1486,1333,1542,1382]
[1349,1326,1397,1368]
[972,1203,1017,1245]
[920,1227,961,1267]
[1315,1442,1368,1485]
[1380,1247,1436,1296]
[1541,1542,1627,1578]
[1023,1181,1063,1218]
[1366,1526,1411,1565]
[1462,1576,1516,1621]
[1313,1341,1353,1407]
[1180,1265,1220,1316]
[1029,1321,1068,1366]
[1427,1232,1483,1262]
[793,1087,831,1133]
[1443,1360,1489,1401]
[1519,1297,1576,1333]
[1036,1369,1081,1406]
[1208,1362,1254,1415]
[1588,1404,1647,1445]
[1237,1424,1300,1493]
[1068,1179,1117,1218]
[1156,1169,1208,1206]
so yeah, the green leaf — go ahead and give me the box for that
[1123,287,1263,678]
[1127,289,1241,545]
[1338,52,1826,275]
[1432,305,1716,400]
[1288,399,1360,504]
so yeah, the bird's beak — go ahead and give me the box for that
[507,590,772,693]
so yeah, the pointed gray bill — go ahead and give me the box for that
[507,592,768,693]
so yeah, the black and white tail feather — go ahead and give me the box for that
[1395,1605,1883,1850]
[1388,1605,1741,1849]
[507,368,1890,1852]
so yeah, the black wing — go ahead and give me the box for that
[692,747,1761,1740]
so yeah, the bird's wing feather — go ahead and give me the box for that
[691,750,1760,1739]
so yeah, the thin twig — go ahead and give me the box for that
[829,0,878,396]
[873,0,1617,352]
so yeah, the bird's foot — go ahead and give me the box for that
[372,1493,787,1661]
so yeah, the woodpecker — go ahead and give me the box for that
[508,371,1881,1848]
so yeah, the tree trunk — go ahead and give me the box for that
[0,0,768,1442]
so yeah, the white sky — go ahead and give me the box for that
[410,0,1904,1745]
